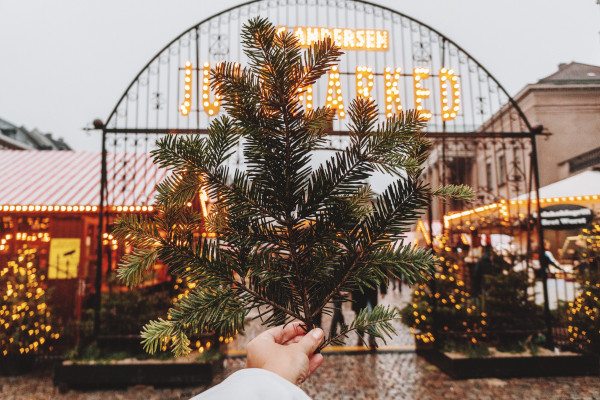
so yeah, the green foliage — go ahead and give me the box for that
[113,18,470,357]
[483,268,544,353]
[439,338,490,358]
[96,285,173,336]
[568,224,600,353]
[401,238,485,352]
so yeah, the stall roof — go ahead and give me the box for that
[0,150,166,208]
[445,170,600,227]
[516,170,600,200]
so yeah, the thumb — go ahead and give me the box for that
[297,328,324,355]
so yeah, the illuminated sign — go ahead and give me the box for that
[179,27,461,121]
[180,61,193,116]
[537,204,593,230]
[280,26,389,51]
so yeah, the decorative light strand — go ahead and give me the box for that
[384,67,403,119]
[180,61,193,116]
[413,68,432,121]
[202,62,221,116]
[440,68,460,121]
[355,66,374,101]
[325,65,345,119]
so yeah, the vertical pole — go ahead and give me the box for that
[530,129,553,347]
[427,201,438,350]
[94,127,107,339]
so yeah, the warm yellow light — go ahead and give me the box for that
[297,81,313,111]
[355,66,374,101]
[440,69,460,121]
[289,26,388,51]
[199,188,209,218]
[180,61,193,116]
[201,62,221,117]
[384,67,403,119]
[413,68,431,121]
[325,65,345,119]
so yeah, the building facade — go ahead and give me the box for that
[0,117,71,150]
[423,62,600,221]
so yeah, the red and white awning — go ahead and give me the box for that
[0,150,167,210]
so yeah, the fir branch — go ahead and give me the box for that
[319,305,399,350]
[117,248,159,287]
[432,184,474,201]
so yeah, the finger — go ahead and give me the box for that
[296,328,324,355]
[282,334,305,346]
[308,353,324,376]
[263,321,306,344]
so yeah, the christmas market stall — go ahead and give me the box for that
[0,150,171,345]
[443,169,600,275]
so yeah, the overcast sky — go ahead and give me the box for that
[0,0,598,152]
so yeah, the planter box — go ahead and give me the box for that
[53,359,222,390]
[0,354,36,376]
[418,349,599,379]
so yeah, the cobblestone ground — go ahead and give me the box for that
[2,283,600,399]
[2,353,600,400]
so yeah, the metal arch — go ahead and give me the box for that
[104,0,534,133]
[104,0,259,127]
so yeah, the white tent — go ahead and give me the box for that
[516,170,600,200]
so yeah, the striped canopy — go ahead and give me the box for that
[0,150,166,208]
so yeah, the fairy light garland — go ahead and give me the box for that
[404,236,486,346]
[1,247,57,356]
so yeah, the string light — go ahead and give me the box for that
[297,83,314,111]
[325,65,345,119]
[355,66,374,101]
[403,236,485,347]
[384,67,402,119]
[413,68,432,121]
[286,26,388,51]
[439,68,460,121]
[1,247,56,357]
[202,62,222,116]
[444,194,600,228]
[180,61,192,116]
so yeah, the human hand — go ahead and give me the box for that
[245,321,325,386]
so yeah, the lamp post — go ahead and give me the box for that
[91,119,106,340]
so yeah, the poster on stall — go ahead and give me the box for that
[48,238,80,279]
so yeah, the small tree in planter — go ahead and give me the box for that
[568,224,600,353]
[482,258,544,354]
[400,237,486,355]
[0,247,58,373]
[113,18,471,356]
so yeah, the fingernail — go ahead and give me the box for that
[311,328,324,340]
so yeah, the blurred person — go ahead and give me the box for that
[351,282,387,348]
[192,322,324,399]
[329,290,347,336]
[540,239,564,276]
[473,244,494,297]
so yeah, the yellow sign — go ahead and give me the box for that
[185,62,461,121]
[48,238,80,279]
[277,26,389,51]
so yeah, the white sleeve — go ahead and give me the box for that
[190,368,312,400]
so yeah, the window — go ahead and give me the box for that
[497,154,506,186]
[486,161,493,192]
[2,129,16,138]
